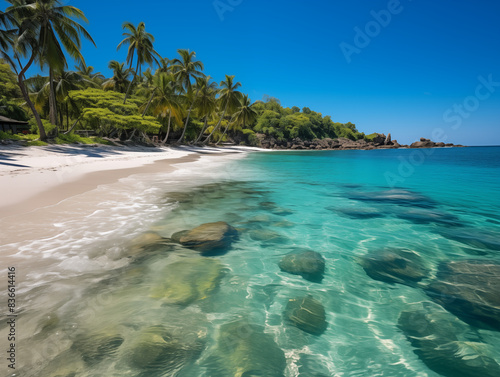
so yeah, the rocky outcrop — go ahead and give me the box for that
[279,250,326,282]
[171,221,238,255]
[284,296,328,335]
[425,260,500,331]
[253,133,465,151]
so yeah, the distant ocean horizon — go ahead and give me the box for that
[6,146,500,376]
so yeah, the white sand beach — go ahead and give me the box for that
[0,144,263,218]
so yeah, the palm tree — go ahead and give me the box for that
[194,76,218,143]
[204,75,242,144]
[229,94,258,140]
[147,72,182,144]
[1,4,47,139]
[102,60,133,93]
[76,61,104,85]
[171,49,205,143]
[117,21,160,104]
[7,0,96,132]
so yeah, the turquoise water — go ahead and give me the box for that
[3,147,500,377]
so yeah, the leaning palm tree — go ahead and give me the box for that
[204,75,242,144]
[117,21,160,104]
[102,60,133,93]
[171,49,205,143]
[6,0,96,132]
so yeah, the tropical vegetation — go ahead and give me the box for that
[0,0,366,146]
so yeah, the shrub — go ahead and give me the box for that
[0,130,21,140]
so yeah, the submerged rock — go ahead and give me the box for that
[128,232,170,255]
[398,309,500,377]
[438,228,500,252]
[395,208,461,226]
[284,296,328,335]
[333,206,385,219]
[279,250,326,283]
[347,189,436,209]
[172,221,238,255]
[358,248,429,287]
[72,331,124,366]
[425,260,500,331]
[151,257,224,306]
[206,319,286,377]
[249,229,287,243]
[125,325,205,374]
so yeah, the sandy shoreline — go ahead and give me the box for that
[0,144,262,219]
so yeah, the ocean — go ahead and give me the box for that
[2,146,500,377]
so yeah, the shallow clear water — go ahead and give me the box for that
[2,147,500,377]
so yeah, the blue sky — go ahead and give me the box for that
[4,0,500,145]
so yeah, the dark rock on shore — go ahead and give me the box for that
[425,260,500,331]
[279,250,325,282]
[171,221,238,255]
[253,133,465,151]
[398,308,500,377]
[284,296,328,335]
[358,248,429,287]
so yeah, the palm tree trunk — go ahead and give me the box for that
[17,53,47,141]
[177,87,201,144]
[162,112,172,144]
[216,118,233,145]
[203,99,229,145]
[142,88,157,117]
[64,117,82,134]
[49,68,58,133]
[123,59,140,104]
[195,116,208,143]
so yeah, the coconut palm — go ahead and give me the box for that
[147,72,182,144]
[117,21,160,104]
[230,94,258,136]
[102,60,133,93]
[6,0,95,131]
[75,61,104,85]
[171,49,205,143]
[204,75,242,144]
[194,76,218,143]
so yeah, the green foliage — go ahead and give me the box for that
[0,60,28,120]
[0,131,22,140]
[68,88,161,135]
[242,129,259,146]
[30,119,56,135]
[364,133,379,142]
